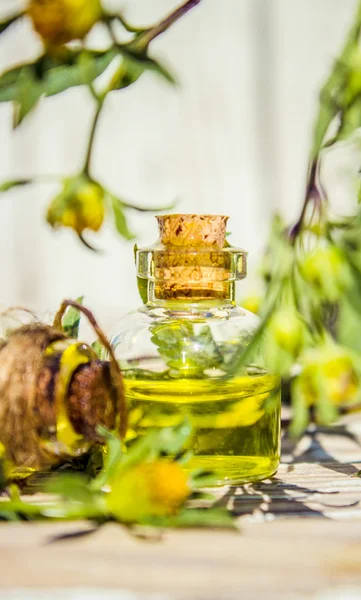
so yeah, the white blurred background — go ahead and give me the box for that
[0,0,360,329]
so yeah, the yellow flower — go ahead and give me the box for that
[27,0,102,45]
[106,461,190,523]
[241,294,262,315]
[47,178,105,234]
[299,246,351,302]
[269,308,304,357]
[297,344,359,408]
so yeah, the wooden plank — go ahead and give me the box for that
[1,422,361,598]
[232,461,361,521]
[0,518,361,598]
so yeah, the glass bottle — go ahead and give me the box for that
[111,214,281,485]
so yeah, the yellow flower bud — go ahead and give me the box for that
[298,345,359,408]
[27,0,102,45]
[299,246,351,302]
[47,179,105,235]
[106,461,190,523]
[269,308,304,357]
[76,183,105,231]
[241,295,262,315]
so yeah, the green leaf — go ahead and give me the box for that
[0,50,116,114]
[62,296,84,339]
[0,499,45,519]
[337,265,361,352]
[117,433,158,470]
[137,277,148,305]
[91,427,123,490]
[104,47,176,93]
[149,321,230,377]
[134,243,148,304]
[118,421,193,472]
[337,95,361,141]
[11,68,43,127]
[45,50,117,97]
[144,55,176,86]
[309,1,361,156]
[111,196,136,240]
[106,54,145,92]
[0,64,43,124]
[221,301,275,380]
[155,420,193,455]
[121,51,176,86]
[0,179,32,193]
[91,339,107,359]
[45,473,94,505]
[0,66,23,94]
[0,83,23,103]
[190,470,223,489]
[0,510,21,522]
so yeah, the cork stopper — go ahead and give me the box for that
[157,214,228,248]
[136,214,246,302]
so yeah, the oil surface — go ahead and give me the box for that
[124,372,281,485]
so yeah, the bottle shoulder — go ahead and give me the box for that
[110,301,272,380]
[110,303,260,355]
[118,303,258,323]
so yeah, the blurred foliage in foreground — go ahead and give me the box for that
[242,1,361,435]
[0,420,234,530]
[0,0,201,248]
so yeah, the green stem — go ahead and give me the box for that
[289,160,319,243]
[289,0,361,243]
[127,0,202,54]
[311,0,361,159]
[84,89,104,175]
[104,14,146,35]
[85,1,201,173]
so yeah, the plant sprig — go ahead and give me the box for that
[240,0,361,436]
[0,423,235,531]
[0,1,200,248]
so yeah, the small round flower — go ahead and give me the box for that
[106,460,190,523]
[241,295,262,315]
[27,0,102,45]
[269,308,305,357]
[297,344,359,408]
[47,179,105,235]
[299,245,351,302]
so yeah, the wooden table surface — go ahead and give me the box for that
[1,417,361,600]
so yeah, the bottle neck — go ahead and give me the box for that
[147,280,237,306]
[136,243,247,308]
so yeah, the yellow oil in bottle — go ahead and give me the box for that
[124,372,281,485]
[113,213,282,485]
